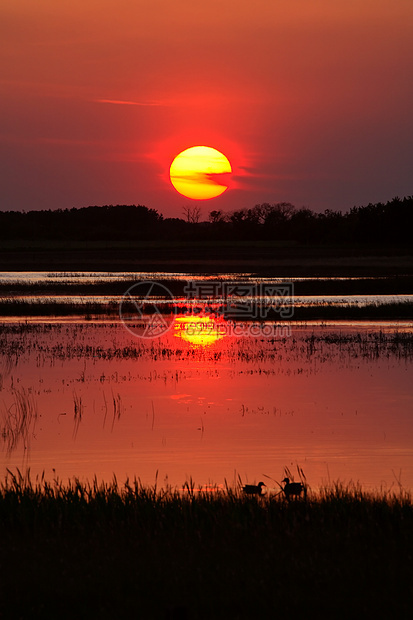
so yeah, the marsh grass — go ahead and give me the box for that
[0,296,412,321]
[1,275,413,296]
[0,470,412,618]
[72,391,83,438]
[0,323,412,383]
[0,388,37,454]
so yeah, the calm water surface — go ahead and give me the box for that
[1,318,412,491]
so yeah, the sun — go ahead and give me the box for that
[170,146,232,200]
[173,315,226,347]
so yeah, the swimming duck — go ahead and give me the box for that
[282,477,305,499]
[242,481,266,496]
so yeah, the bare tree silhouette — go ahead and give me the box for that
[182,205,201,223]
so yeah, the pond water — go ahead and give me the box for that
[1,317,412,492]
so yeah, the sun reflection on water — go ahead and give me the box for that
[173,314,227,347]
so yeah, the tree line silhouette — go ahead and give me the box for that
[0,196,411,245]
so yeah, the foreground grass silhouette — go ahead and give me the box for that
[0,472,412,619]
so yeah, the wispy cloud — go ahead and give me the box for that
[94,93,261,108]
[95,98,164,107]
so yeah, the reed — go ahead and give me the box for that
[1,274,413,296]
[0,388,37,454]
[72,391,83,438]
[1,323,412,367]
[0,296,412,321]
[0,471,411,618]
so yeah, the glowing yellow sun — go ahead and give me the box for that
[170,146,232,200]
[173,315,226,347]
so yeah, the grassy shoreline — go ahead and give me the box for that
[0,473,412,618]
[1,274,413,295]
[0,298,412,320]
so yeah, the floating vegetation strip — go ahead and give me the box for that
[0,471,412,618]
[1,322,412,363]
[0,296,412,319]
[1,274,413,295]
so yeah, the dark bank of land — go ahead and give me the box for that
[0,475,412,619]
[0,196,412,275]
[1,240,413,276]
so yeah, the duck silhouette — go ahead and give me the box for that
[242,481,266,496]
[282,477,306,499]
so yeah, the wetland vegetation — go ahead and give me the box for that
[0,227,412,616]
[1,296,412,320]
[0,470,412,618]
[0,272,412,320]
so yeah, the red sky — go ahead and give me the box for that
[1,0,412,218]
